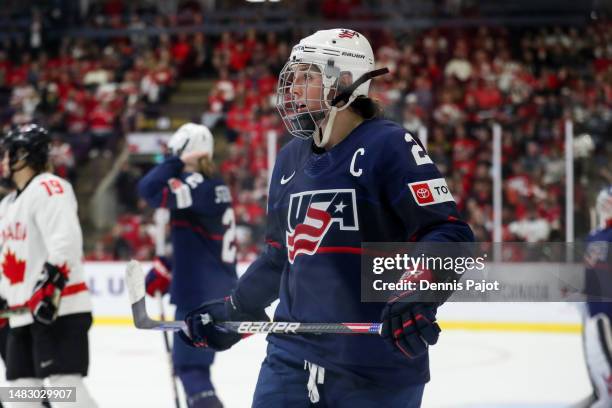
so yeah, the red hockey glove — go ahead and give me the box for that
[28,262,67,325]
[145,256,172,296]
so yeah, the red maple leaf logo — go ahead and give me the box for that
[1,250,26,284]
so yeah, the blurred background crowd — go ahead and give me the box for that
[0,0,610,262]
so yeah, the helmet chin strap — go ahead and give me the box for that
[313,113,333,148]
[313,67,389,148]
[1,152,30,187]
[10,152,30,173]
[313,94,356,148]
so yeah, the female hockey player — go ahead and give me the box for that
[138,123,238,408]
[0,124,97,407]
[179,29,474,407]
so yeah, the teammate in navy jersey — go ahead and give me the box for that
[180,29,474,407]
[579,186,612,408]
[138,123,237,408]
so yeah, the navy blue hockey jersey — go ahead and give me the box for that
[138,157,237,309]
[585,224,612,316]
[235,118,474,386]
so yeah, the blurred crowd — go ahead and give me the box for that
[195,23,612,260]
[0,34,180,164]
[366,24,612,244]
[0,1,610,262]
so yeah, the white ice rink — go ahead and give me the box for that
[80,305,591,408]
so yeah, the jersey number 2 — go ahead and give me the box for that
[41,180,64,196]
[221,208,237,264]
[404,133,433,166]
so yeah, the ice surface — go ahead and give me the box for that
[70,325,589,407]
[0,300,589,407]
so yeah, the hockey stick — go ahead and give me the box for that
[126,259,187,331]
[151,206,182,408]
[126,260,382,335]
[212,321,381,335]
[156,292,182,408]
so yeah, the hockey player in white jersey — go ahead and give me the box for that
[0,124,97,407]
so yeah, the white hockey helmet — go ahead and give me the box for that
[596,185,612,227]
[167,123,214,159]
[275,28,387,147]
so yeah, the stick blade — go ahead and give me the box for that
[125,259,146,304]
[125,259,187,332]
[131,296,187,331]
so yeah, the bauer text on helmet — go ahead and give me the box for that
[167,123,214,159]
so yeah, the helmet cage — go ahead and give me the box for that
[276,60,351,140]
[275,29,388,144]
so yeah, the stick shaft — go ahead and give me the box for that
[217,321,382,335]
[126,260,381,335]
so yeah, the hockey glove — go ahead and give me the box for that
[28,262,67,325]
[178,294,269,351]
[380,295,440,359]
[145,256,172,296]
[0,297,8,328]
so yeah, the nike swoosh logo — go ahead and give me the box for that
[280,171,295,185]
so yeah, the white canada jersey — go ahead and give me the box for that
[0,172,91,327]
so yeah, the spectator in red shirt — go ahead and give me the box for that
[89,100,116,157]
[472,78,503,110]
[226,96,251,141]
[249,147,267,175]
[244,28,259,54]
[172,34,192,74]
[49,135,76,182]
[229,42,250,72]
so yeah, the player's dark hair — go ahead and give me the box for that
[349,96,382,120]
[29,150,51,173]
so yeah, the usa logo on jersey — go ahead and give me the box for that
[286,189,359,263]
